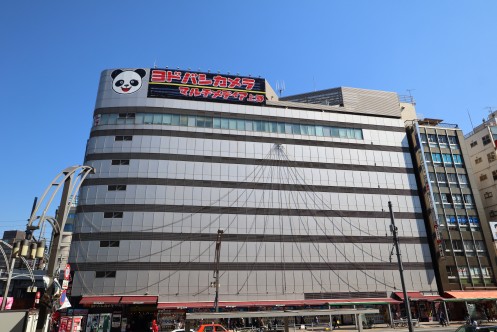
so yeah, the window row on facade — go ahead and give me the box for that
[474,151,496,165]
[432,192,475,207]
[419,133,460,149]
[424,152,464,167]
[428,171,469,187]
[446,265,493,281]
[469,129,497,149]
[480,170,497,183]
[95,112,364,140]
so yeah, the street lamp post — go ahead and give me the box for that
[26,166,94,332]
[0,239,38,311]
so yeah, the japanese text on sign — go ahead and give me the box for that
[148,69,266,105]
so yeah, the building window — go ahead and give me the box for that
[484,192,494,199]
[481,174,488,181]
[442,153,453,165]
[440,193,449,204]
[428,172,436,183]
[117,113,136,124]
[115,135,133,141]
[108,185,127,191]
[95,271,116,278]
[469,216,480,225]
[493,170,497,181]
[447,173,458,187]
[488,152,497,163]
[458,266,469,278]
[424,152,432,163]
[433,193,441,204]
[436,173,447,186]
[446,266,458,278]
[420,133,427,143]
[432,153,442,165]
[111,160,130,165]
[100,112,365,140]
[118,113,136,119]
[438,135,449,146]
[475,157,483,164]
[457,216,469,225]
[100,241,120,247]
[491,210,497,217]
[452,194,463,207]
[452,240,464,251]
[446,215,457,226]
[483,135,492,145]
[458,174,469,187]
[428,134,437,146]
[475,240,486,251]
[470,266,482,277]
[463,194,474,205]
[453,154,463,167]
[470,141,478,148]
[103,212,123,218]
[483,267,494,278]
[464,240,475,252]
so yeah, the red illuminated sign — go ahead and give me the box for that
[148,69,266,105]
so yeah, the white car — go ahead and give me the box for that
[172,329,196,332]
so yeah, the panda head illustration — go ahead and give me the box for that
[111,69,146,94]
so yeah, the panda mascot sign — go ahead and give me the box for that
[111,69,146,94]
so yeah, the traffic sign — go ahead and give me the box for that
[62,279,69,290]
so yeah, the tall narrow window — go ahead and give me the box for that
[488,152,496,163]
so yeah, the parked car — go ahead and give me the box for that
[172,329,195,332]
[197,324,229,332]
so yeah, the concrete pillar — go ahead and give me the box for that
[284,317,289,332]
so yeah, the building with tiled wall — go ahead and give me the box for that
[69,69,437,310]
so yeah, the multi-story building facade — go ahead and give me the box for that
[69,69,438,325]
[405,118,497,294]
[465,111,497,245]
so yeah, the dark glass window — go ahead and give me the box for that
[103,212,123,218]
[115,135,132,141]
[111,159,130,165]
[483,135,492,145]
[95,271,116,278]
[108,185,127,191]
[100,241,120,247]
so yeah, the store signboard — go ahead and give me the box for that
[148,69,266,105]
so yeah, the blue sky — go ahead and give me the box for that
[1,1,496,234]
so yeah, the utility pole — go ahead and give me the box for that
[389,201,414,332]
[213,229,224,312]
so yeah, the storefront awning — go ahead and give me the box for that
[157,298,399,309]
[80,296,121,305]
[327,298,402,305]
[444,291,497,302]
[120,296,158,305]
[392,292,443,301]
